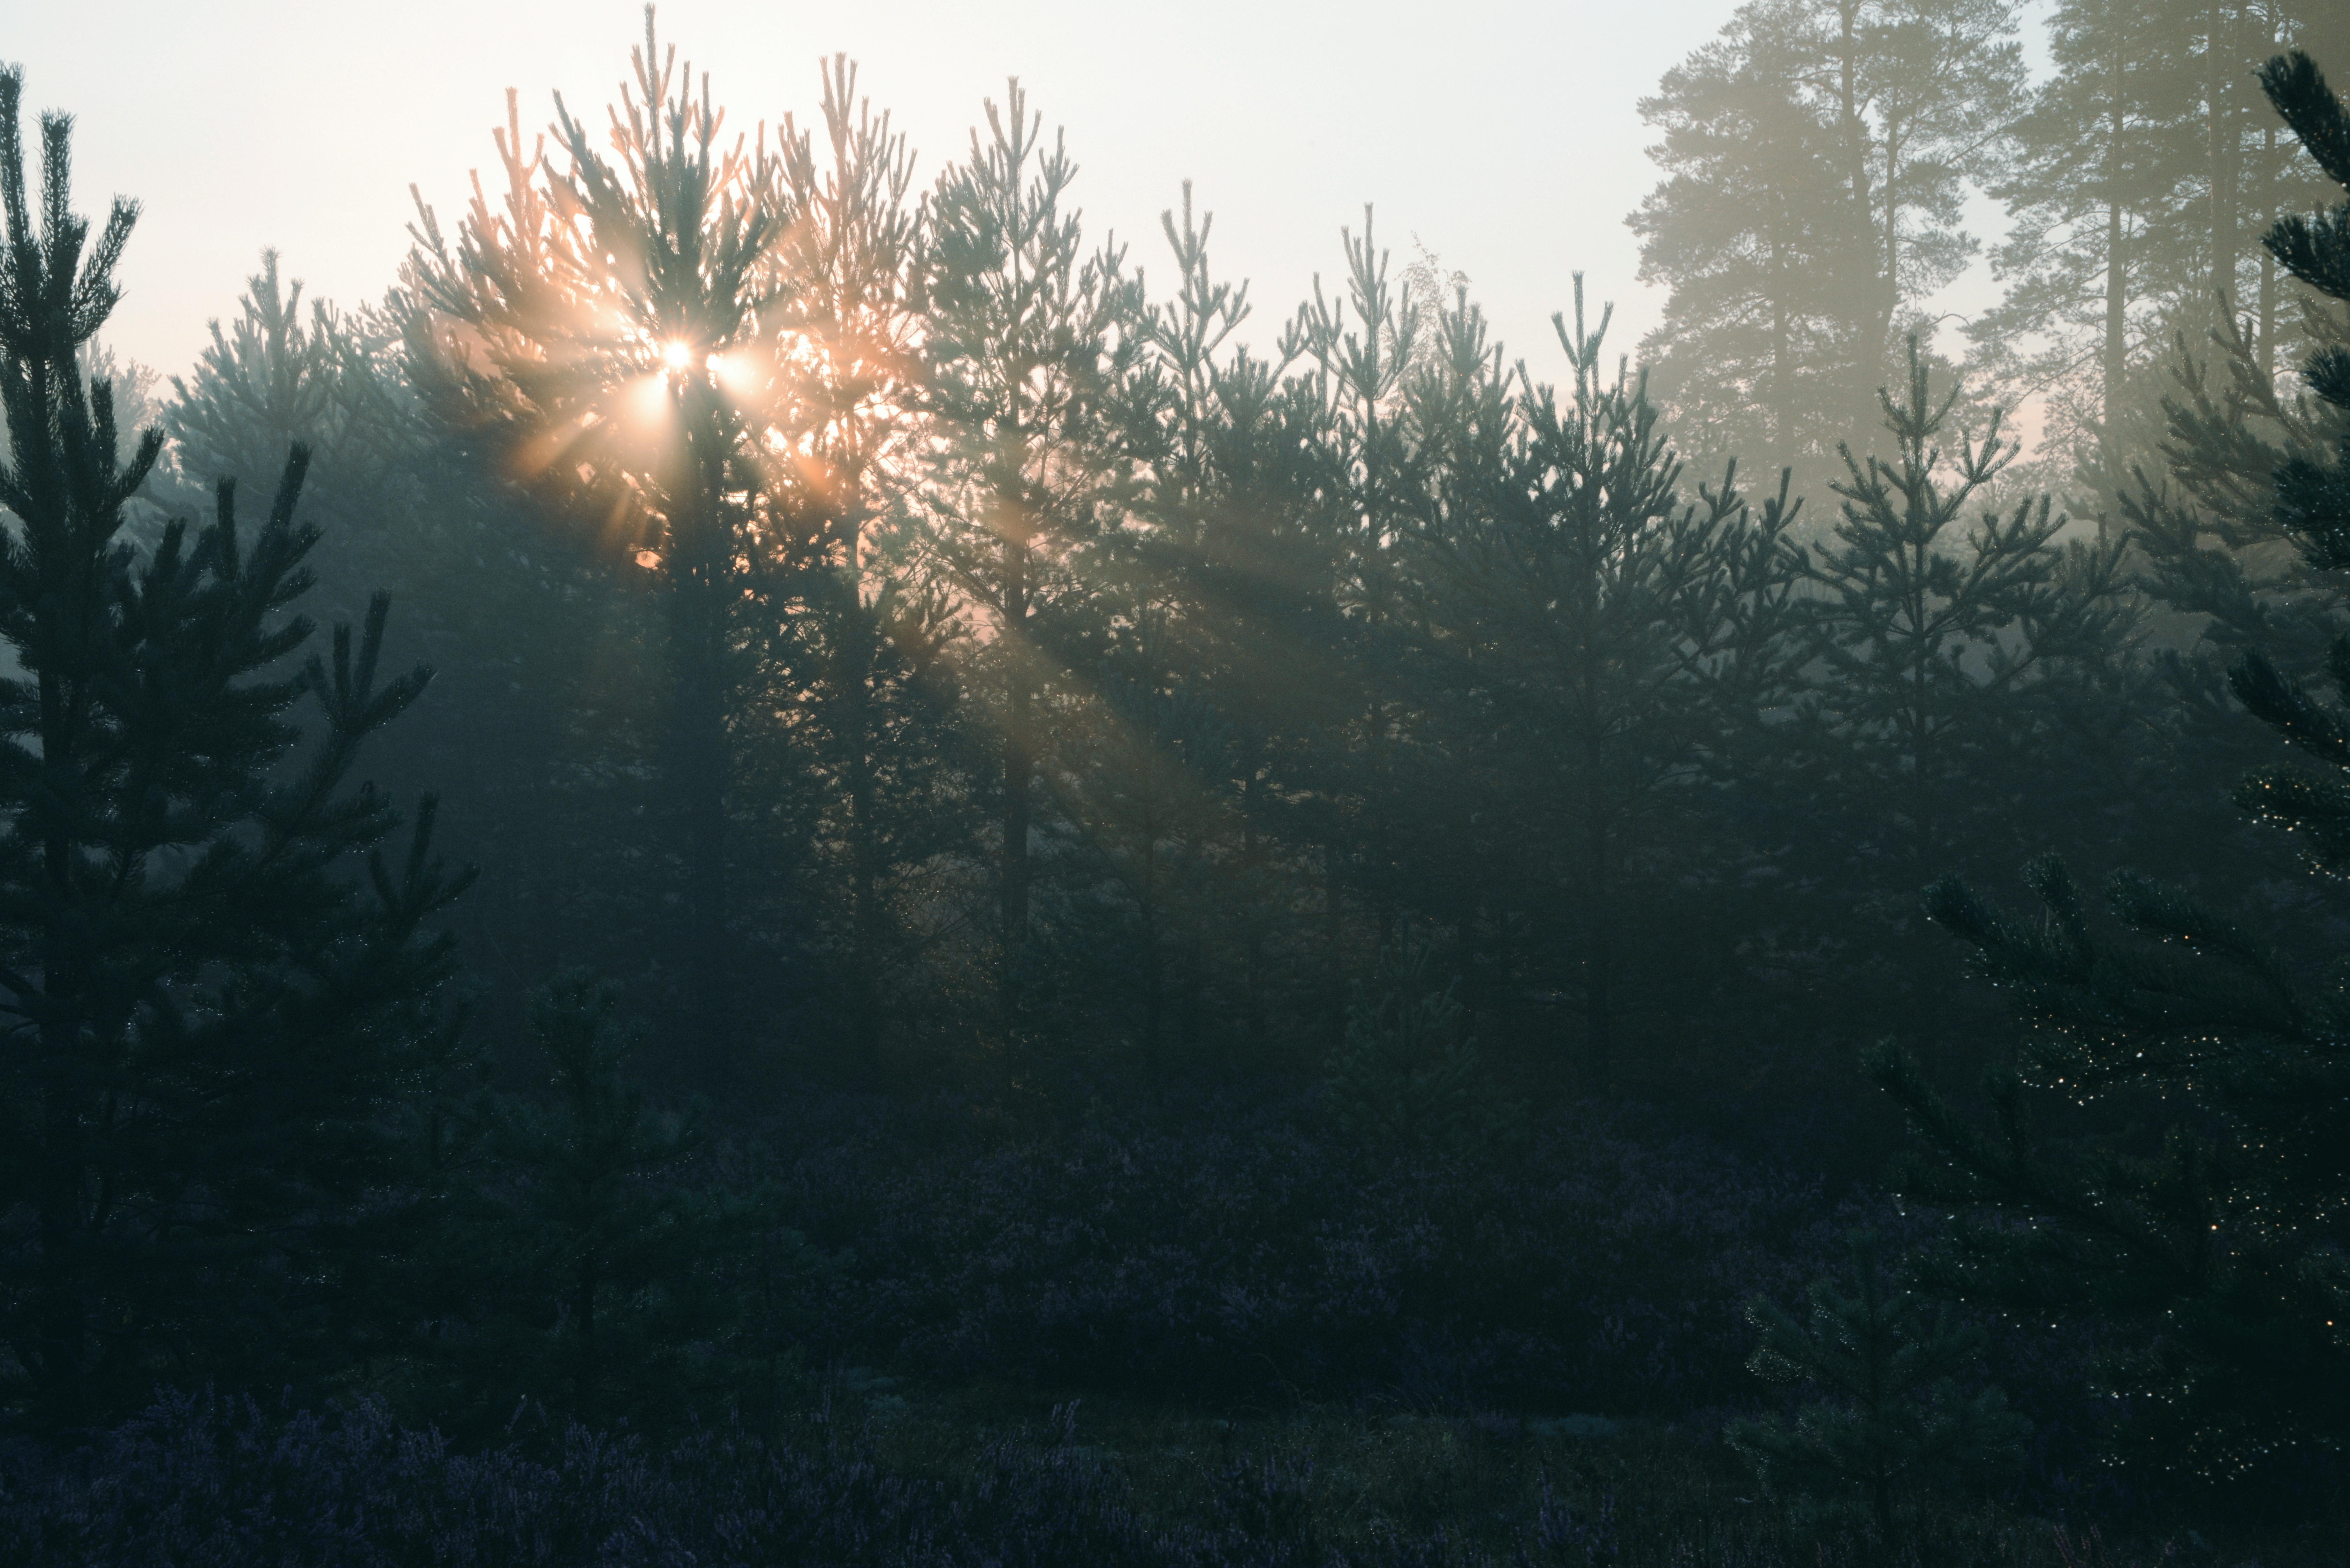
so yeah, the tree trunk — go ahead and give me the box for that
[1323,833,1346,1056]
[670,403,734,1085]
[672,541,731,1084]
[1837,0,1881,427]
[34,660,87,1429]
[35,1052,86,1431]
[1000,541,1035,1022]
[2104,29,2129,453]
[844,624,883,1082]
[1583,794,1615,1092]
[830,496,885,1083]
[2209,0,2241,320]
[2259,120,2279,381]
[1239,763,1263,1057]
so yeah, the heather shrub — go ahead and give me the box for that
[1324,944,1527,1158]
[759,1094,1863,1412]
[0,1387,2241,1567]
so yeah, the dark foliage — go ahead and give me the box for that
[761,1093,1861,1414]
[16,11,2350,1547]
[0,65,470,1431]
[1872,49,2350,1481]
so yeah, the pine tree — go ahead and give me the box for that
[1123,191,1349,1061]
[403,11,781,1078]
[1728,1230,2028,1541]
[746,57,954,1082]
[1410,282,1809,1088]
[1969,0,2202,476]
[1631,0,2028,486]
[1285,209,1428,1053]
[1054,646,1237,1074]
[0,68,471,1428]
[163,249,675,1068]
[477,972,806,1428]
[1807,343,2135,916]
[916,80,1141,1027]
[1322,942,1522,1157]
[1870,52,2350,1475]
[1972,1,2339,491]
[164,252,412,553]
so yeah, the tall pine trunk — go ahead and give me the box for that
[1323,832,1345,1055]
[34,658,87,1428]
[2209,0,2241,320]
[1000,540,1034,1020]
[2104,30,2130,449]
[844,623,883,1080]
[670,414,734,1084]
[838,508,885,1083]
[1583,797,1616,1092]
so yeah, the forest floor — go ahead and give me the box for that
[817,1374,2343,1567]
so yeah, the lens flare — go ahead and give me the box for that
[662,339,693,371]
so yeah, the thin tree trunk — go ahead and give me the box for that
[1180,921,1204,1063]
[1000,542,1035,1022]
[36,1053,85,1430]
[1239,764,1263,1056]
[35,660,87,1429]
[844,631,882,1081]
[2104,29,2128,450]
[671,405,734,1084]
[1583,793,1615,1092]
[674,543,731,1083]
[2210,0,2240,320]
[1141,890,1162,1074]
[2259,119,2279,381]
[837,493,884,1082]
[1323,833,1345,1056]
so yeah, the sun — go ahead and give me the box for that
[661,339,693,371]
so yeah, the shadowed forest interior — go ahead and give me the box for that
[5,3,2350,1562]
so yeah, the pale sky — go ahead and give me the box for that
[11,0,2020,391]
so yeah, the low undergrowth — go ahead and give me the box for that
[4,1382,2337,1566]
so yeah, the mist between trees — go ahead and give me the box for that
[4,1,2350,1557]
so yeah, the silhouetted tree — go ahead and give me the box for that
[1873,52,2350,1475]
[0,68,470,1427]
[1633,0,2027,484]
[1807,345,2135,920]
[1973,1,2340,489]
[405,12,781,1076]
[916,80,1141,1026]
[1729,1230,2027,1541]
[1412,283,1809,1087]
[746,58,959,1082]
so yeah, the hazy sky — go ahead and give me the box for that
[12,0,2023,388]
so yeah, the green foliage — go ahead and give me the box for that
[1323,944,1522,1157]
[916,79,1143,1020]
[1728,1230,2027,1540]
[1808,342,2137,896]
[1632,0,2028,487]
[0,67,471,1428]
[1408,280,1812,1086]
[1971,2,2340,487]
[404,9,787,1074]
[1876,49,2350,1481]
[2264,51,2350,572]
[469,971,814,1429]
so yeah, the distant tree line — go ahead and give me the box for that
[1634,0,2348,501]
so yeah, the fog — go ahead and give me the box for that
[16,0,1754,382]
[3,1,2347,1558]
